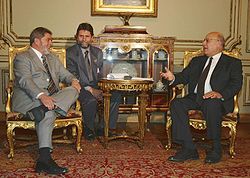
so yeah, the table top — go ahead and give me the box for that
[98,78,154,92]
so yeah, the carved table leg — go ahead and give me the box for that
[138,92,148,149]
[103,92,111,148]
[165,116,172,150]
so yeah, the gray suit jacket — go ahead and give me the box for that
[66,44,103,88]
[12,48,76,114]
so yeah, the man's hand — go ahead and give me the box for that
[203,91,222,99]
[71,79,81,93]
[39,94,56,110]
[160,67,175,81]
[89,87,103,101]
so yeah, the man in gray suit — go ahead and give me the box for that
[12,27,81,175]
[66,23,121,140]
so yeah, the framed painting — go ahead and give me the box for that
[91,0,158,17]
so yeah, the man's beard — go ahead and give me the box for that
[78,41,89,49]
[41,45,50,55]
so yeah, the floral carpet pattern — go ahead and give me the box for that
[0,132,250,177]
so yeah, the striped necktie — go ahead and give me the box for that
[41,55,59,95]
[84,50,93,82]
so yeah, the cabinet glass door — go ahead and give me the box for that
[153,49,169,90]
[102,47,148,78]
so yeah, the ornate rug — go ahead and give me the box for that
[0,132,250,177]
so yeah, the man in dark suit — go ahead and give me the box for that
[161,32,243,163]
[66,23,121,140]
[12,27,81,174]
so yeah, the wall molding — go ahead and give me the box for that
[0,0,242,51]
[173,0,241,52]
[244,73,250,106]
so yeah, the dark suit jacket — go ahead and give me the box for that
[172,53,243,114]
[66,44,103,88]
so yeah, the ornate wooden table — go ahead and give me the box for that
[98,78,154,148]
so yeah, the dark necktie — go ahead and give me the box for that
[84,50,93,82]
[196,57,213,105]
[41,55,59,95]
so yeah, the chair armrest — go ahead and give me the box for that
[169,84,185,102]
[224,94,240,121]
[75,100,81,112]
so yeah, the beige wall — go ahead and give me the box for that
[0,0,250,116]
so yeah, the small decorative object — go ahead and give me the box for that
[112,62,137,77]
[158,50,166,59]
[119,13,134,26]
[155,80,164,91]
[112,48,118,58]
[131,49,138,59]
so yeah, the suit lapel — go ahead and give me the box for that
[28,48,47,73]
[89,46,98,80]
[78,46,89,77]
[198,56,208,75]
[46,54,58,84]
[211,53,226,78]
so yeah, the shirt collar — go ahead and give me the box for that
[31,47,43,59]
[210,52,222,61]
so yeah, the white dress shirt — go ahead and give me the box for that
[194,52,222,94]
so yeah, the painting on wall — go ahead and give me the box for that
[91,0,158,17]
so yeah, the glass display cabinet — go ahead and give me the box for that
[93,25,175,117]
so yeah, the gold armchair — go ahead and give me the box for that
[6,45,83,159]
[165,48,241,158]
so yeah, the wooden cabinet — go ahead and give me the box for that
[93,25,175,115]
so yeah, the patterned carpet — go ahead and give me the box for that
[0,128,250,178]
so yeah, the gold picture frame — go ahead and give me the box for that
[91,0,158,17]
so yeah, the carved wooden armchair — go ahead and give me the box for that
[165,48,241,158]
[6,45,83,159]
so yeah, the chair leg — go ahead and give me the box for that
[72,125,76,137]
[75,119,83,153]
[165,117,172,150]
[7,123,15,159]
[228,122,237,158]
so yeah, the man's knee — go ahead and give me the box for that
[203,98,222,110]
[83,97,98,109]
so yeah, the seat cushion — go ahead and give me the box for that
[7,109,81,121]
[188,110,238,122]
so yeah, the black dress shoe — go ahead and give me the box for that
[168,148,199,162]
[84,127,96,141]
[85,133,96,141]
[205,150,221,164]
[108,129,119,137]
[96,128,119,137]
[26,105,48,123]
[35,160,68,175]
